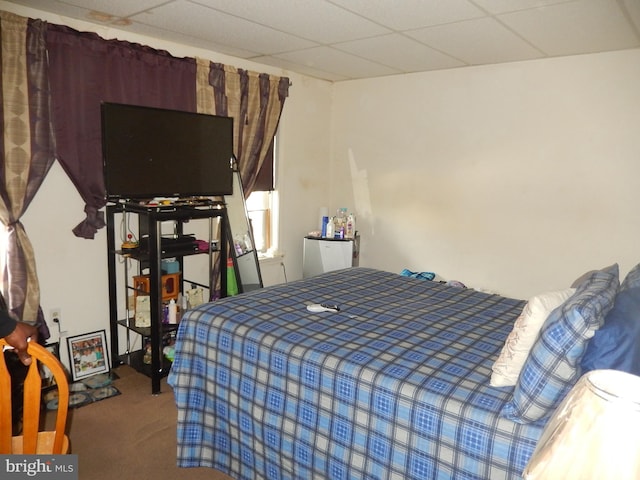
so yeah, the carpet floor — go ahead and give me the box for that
[55,365,234,480]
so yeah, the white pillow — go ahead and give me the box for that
[490,288,576,387]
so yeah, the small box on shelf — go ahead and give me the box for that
[133,272,181,301]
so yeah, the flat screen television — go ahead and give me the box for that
[101,102,234,201]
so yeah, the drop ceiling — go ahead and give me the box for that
[6,0,640,81]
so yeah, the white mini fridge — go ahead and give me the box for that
[303,235,360,279]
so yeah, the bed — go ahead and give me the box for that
[169,268,538,479]
[168,264,628,479]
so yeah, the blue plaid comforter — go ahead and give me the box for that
[168,268,545,479]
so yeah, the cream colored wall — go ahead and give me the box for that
[330,49,640,298]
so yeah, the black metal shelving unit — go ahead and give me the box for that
[106,201,229,394]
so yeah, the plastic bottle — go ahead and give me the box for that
[243,233,253,252]
[179,293,188,312]
[319,207,329,230]
[335,215,344,238]
[346,214,355,239]
[335,208,346,237]
[326,217,335,238]
[234,235,244,255]
[226,257,239,296]
[168,299,177,324]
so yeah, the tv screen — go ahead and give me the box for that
[101,103,234,200]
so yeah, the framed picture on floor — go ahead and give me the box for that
[67,330,110,382]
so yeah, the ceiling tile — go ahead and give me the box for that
[251,55,349,82]
[620,0,640,33]
[498,0,639,55]
[470,0,578,15]
[335,34,464,72]
[408,17,544,65]
[273,46,401,79]
[130,22,260,58]
[329,0,485,30]
[191,0,391,43]
[62,0,168,17]
[130,0,317,55]
[3,0,91,19]
[3,0,639,81]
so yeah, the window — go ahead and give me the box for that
[245,135,278,256]
[246,190,278,256]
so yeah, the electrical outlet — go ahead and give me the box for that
[50,308,62,324]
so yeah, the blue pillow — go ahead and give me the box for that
[581,286,640,376]
[621,263,640,291]
[501,265,619,424]
[571,263,619,288]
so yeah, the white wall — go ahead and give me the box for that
[330,49,640,298]
[274,76,333,279]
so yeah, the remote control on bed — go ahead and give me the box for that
[306,303,340,313]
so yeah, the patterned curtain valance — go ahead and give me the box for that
[205,62,290,197]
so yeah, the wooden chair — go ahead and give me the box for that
[0,338,70,454]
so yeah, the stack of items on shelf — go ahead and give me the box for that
[132,260,197,329]
[143,331,178,365]
[233,232,253,256]
[319,208,356,239]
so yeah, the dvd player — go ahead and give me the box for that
[139,234,198,254]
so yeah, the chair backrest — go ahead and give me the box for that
[0,338,70,454]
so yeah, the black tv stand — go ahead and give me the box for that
[106,201,230,394]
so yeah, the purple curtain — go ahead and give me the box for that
[0,13,54,336]
[46,25,197,238]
